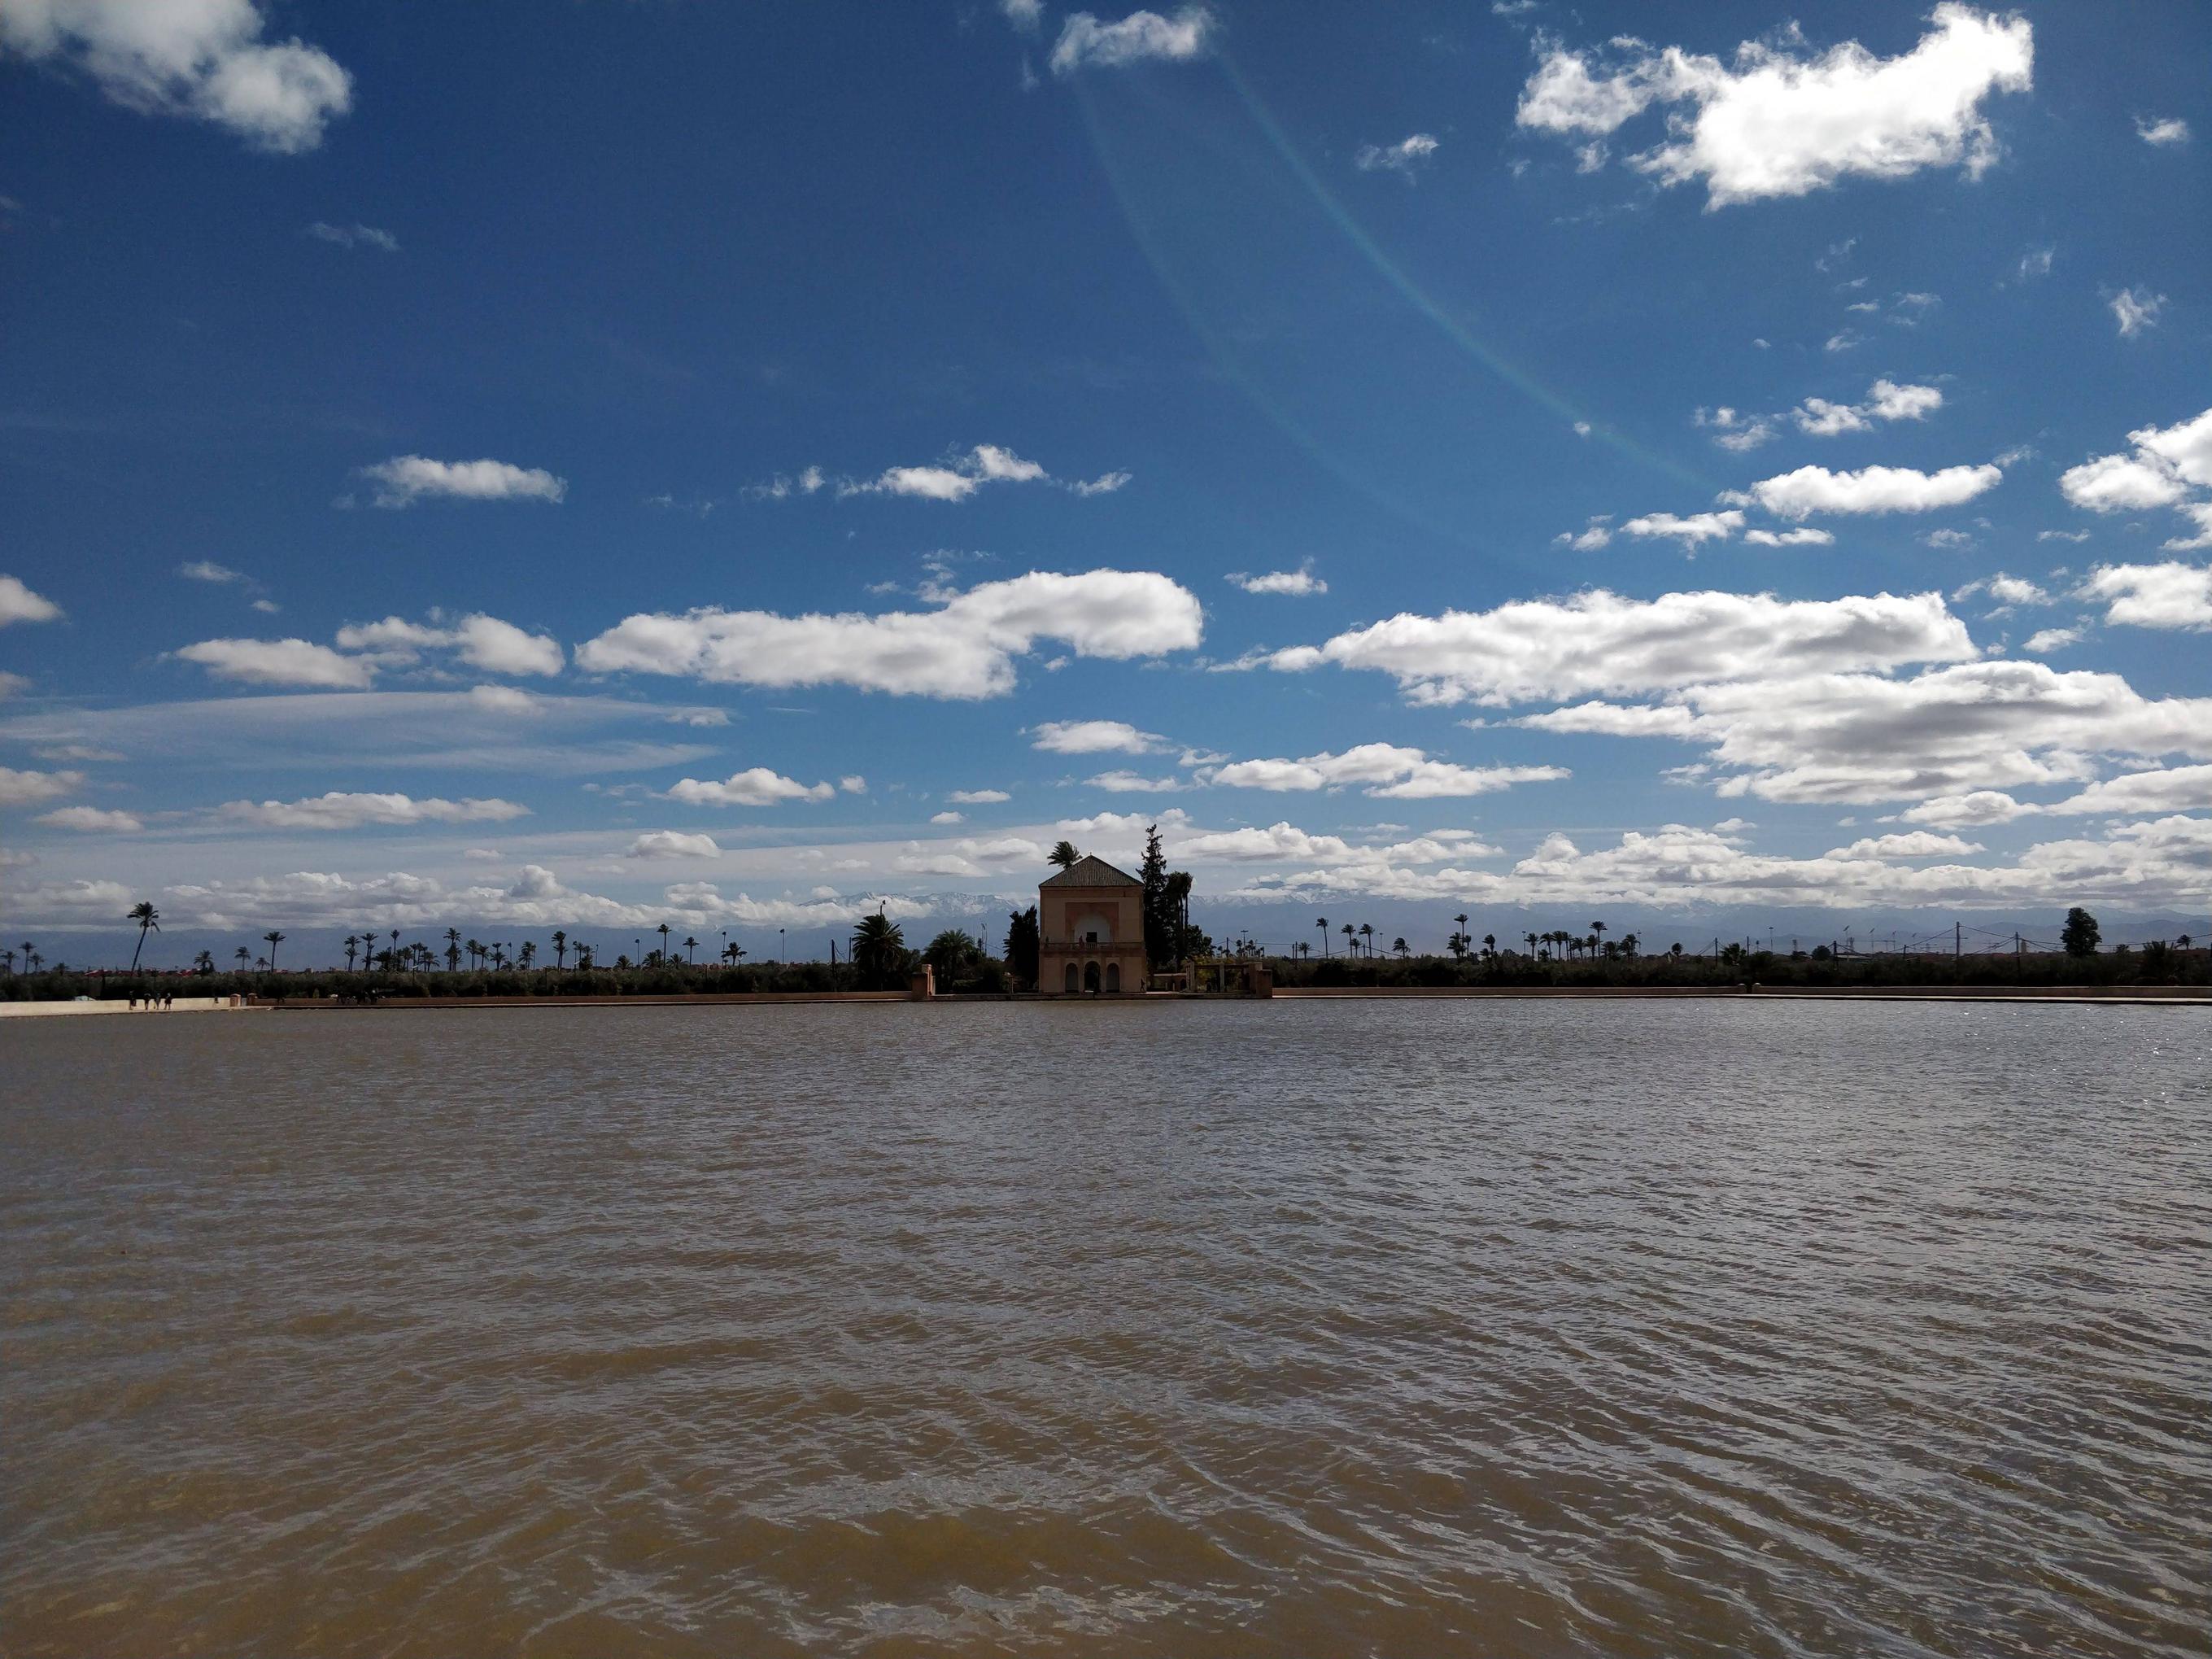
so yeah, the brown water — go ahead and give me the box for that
[3,1001,2207,1657]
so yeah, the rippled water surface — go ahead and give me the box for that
[4,1000,2208,1657]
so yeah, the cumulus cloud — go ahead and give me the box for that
[2022,627,2080,654]
[34,805,143,832]
[172,636,373,689]
[1275,587,1971,707]
[1355,133,1440,180]
[948,788,1010,804]
[1793,378,1943,435]
[1,574,63,626]
[1000,0,1045,31]
[1694,407,1778,452]
[334,613,565,677]
[832,443,1123,504]
[1741,527,1835,547]
[1516,658,2212,809]
[1199,743,1569,799]
[2058,408,2212,548]
[1620,509,1744,547]
[1086,770,1182,792]
[627,830,722,860]
[662,768,837,807]
[177,560,247,584]
[1228,563,1327,596]
[2136,116,2189,147]
[307,220,397,252]
[0,0,352,152]
[1049,7,1214,75]
[1514,6,2033,207]
[1741,461,2001,518]
[1031,718,1164,754]
[216,792,530,830]
[356,456,566,509]
[580,571,1200,701]
[1830,831,1985,858]
[2078,562,2212,631]
[0,770,83,810]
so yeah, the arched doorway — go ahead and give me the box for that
[1105,962,1121,993]
[1063,961,1080,994]
[1083,961,1101,993]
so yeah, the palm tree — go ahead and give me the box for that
[444,928,462,971]
[1,949,15,975]
[1315,916,1329,957]
[851,910,906,988]
[389,929,400,967]
[193,950,215,975]
[1393,936,1411,961]
[1590,920,1607,958]
[552,929,569,970]
[358,922,375,968]
[683,935,699,965]
[234,945,251,971]
[657,922,672,962]
[722,941,744,966]
[1523,931,1538,958]
[1358,923,1375,958]
[26,948,43,972]
[20,941,35,975]
[262,930,286,971]
[127,902,161,971]
[1453,913,1468,958]
[1482,933,1496,957]
[342,934,359,971]
[575,942,595,970]
[1048,840,1081,870]
[1341,922,1355,956]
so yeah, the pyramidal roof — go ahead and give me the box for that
[1042,854,1141,887]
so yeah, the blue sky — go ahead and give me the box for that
[2,0,2209,965]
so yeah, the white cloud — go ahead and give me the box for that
[2109,287,2165,337]
[216,792,530,830]
[1741,527,1835,547]
[627,830,722,860]
[334,613,565,677]
[2078,562,2212,631]
[0,0,351,152]
[1824,330,1868,354]
[840,775,867,795]
[1515,6,2033,207]
[948,788,1010,805]
[1355,133,1441,180]
[307,220,397,252]
[1900,790,2031,828]
[1000,0,1044,33]
[1830,832,1984,858]
[1951,573,2049,611]
[2059,408,2212,548]
[177,559,247,583]
[2022,627,2080,654]
[0,767,81,809]
[579,570,1200,701]
[0,574,63,626]
[1086,770,1182,792]
[662,768,837,807]
[1743,461,2001,517]
[1280,587,1972,707]
[1031,718,1163,754]
[1228,564,1327,596]
[1793,378,1944,436]
[928,810,965,825]
[1555,520,1614,551]
[835,443,1119,504]
[1199,743,1569,799]
[1621,509,1743,547]
[1517,658,2212,808]
[2048,766,2212,817]
[172,636,373,689]
[2136,116,2189,147]
[1695,406,1777,452]
[33,805,143,832]
[357,456,566,509]
[2016,246,2054,282]
[1049,7,1214,76]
